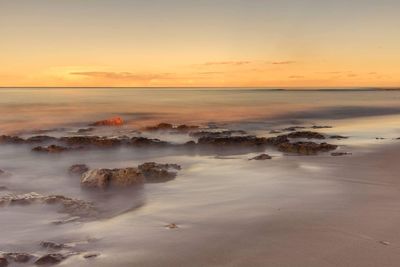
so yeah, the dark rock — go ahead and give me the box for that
[81,168,144,189]
[60,136,122,148]
[138,162,181,183]
[4,252,33,263]
[83,253,100,259]
[176,124,199,132]
[165,223,178,229]
[269,130,282,134]
[278,142,337,155]
[250,154,272,160]
[197,136,267,146]
[184,141,196,146]
[32,145,69,153]
[0,169,4,175]
[89,117,124,126]
[145,123,173,131]
[311,125,332,129]
[287,131,325,139]
[329,135,348,139]
[190,130,246,138]
[26,136,57,143]
[130,137,169,147]
[282,126,306,132]
[0,186,8,191]
[0,135,24,144]
[331,152,352,156]
[266,135,290,146]
[0,256,8,267]
[69,164,89,176]
[34,253,65,265]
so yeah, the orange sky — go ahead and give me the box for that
[1,0,399,88]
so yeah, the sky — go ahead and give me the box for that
[0,0,399,88]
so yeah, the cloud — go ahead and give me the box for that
[201,61,252,66]
[70,71,171,81]
[271,61,296,65]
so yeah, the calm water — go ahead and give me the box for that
[1,88,400,266]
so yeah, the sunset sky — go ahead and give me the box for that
[1,0,399,88]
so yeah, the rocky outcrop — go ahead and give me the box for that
[250,154,272,160]
[89,117,124,126]
[0,193,97,218]
[32,145,69,153]
[278,142,337,155]
[190,130,246,139]
[287,131,325,139]
[80,168,144,189]
[26,136,57,143]
[68,164,89,176]
[265,135,290,146]
[329,135,348,139]
[138,162,181,183]
[145,123,199,132]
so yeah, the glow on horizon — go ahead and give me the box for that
[1,0,399,88]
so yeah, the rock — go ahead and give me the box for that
[269,130,282,134]
[287,131,325,139]
[176,124,199,132]
[34,253,65,265]
[250,154,272,160]
[32,145,69,153]
[282,126,306,132]
[26,136,57,143]
[145,123,173,131]
[40,241,68,250]
[0,135,24,144]
[83,253,100,259]
[197,136,267,146]
[69,164,89,176]
[60,136,121,148]
[0,169,4,176]
[331,152,352,156]
[311,125,332,129]
[0,193,98,218]
[278,142,337,155]
[77,128,94,133]
[90,117,124,126]
[165,223,178,229]
[190,130,246,138]
[266,135,290,146]
[4,252,33,263]
[0,186,8,191]
[0,256,8,267]
[329,135,348,139]
[81,168,144,189]
[130,137,169,147]
[138,162,181,183]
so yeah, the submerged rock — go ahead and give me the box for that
[81,168,144,189]
[138,162,181,183]
[35,253,65,265]
[69,164,89,176]
[145,123,173,131]
[90,117,124,126]
[331,152,352,156]
[250,154,272,160]
[130,137,169,147]
[329,135,348,139]
[83,252,100,259]
[26,135,57,143]
[287,131,325,139]
[282,126,306,132]
[77,128,95,133]
[0,193,97,217]
[278,142,337,155]
[3,253,33,263]
[40,241,69,250]
[32,145,69,153]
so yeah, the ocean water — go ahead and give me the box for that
[1,88,400,266]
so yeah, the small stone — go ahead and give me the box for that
[83,253,100,259]
[250,154,272,160]
[165,223,178,229]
